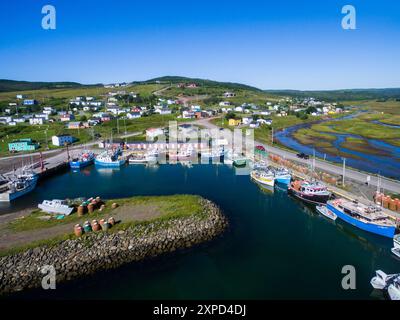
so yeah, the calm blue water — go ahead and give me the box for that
[275,119,400,179]
[3,164,399,300]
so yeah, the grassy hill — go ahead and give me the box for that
[0,80,99,93]
[265,88,400,102]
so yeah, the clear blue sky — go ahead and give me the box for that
[0,0,399,90]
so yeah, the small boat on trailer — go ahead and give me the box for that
[316,205,337,221]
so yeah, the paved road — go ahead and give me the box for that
[196,118,400,194]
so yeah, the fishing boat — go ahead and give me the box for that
[388,278,400,300]
[233,154,247,167]
[273,167,292,185]
[38,199,74,215]
[327,198,396,238]
[316,205,337,221]
[370,270,399,290]
[95,148,125,167]
[128,153,147,164]
[288,180,331,205]
[146,150,158,162]
[0,170,38,202]
[69,151,95,169]
[250,169,275,187]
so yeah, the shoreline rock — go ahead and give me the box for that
[0,199,228,295]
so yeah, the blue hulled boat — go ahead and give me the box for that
[69,151,95,169]
[327,198,396,238]
[95,148,125,167]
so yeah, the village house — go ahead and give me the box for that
[126,112,141,119]
[154,107,172,115]
[182,110,195,119]
[219,101,231,107]
[29,117,45,125]
[234,106,244,113]
[224,92,236,98]
[43,107,55,115]
[228,119,241,126]
[60,113,75,122]
[67,121,87,129]
[8,138,39,152]
[146,128,164,141]
[242,117,253,125]
[23,99,38,106]
[51,134,75,146]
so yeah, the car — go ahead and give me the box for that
[297,152,309,159]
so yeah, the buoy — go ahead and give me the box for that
[101,222,109,231]
[88,203,94,214]
[74,224,83,237]
[111,203,118,209]
[77,205,85,216]
[99,204,106,212]
[108,217,115,226]
[92,222,101,232]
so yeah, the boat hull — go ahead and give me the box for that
[0,176,38,202]
[69,159,94,169]
[275,175,291,185]
[288,187,330,205]
[327,203,396,238]
[95,159,126,167]
[38,204,74,215]
[251,172,275,187]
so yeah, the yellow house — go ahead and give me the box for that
[228,119,241,126]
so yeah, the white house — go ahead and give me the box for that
[43,107,55,115]
[146,128,164,140]
[234,106,244,113]
[154,108,172,115]
[242,117,253,125]
[257,118,272,125]
[219,101,231,107]
[224,92,235,98]
[126,112,141,119]
[52,135,75,146]
[182,110,195,119]
[29,117,45,125]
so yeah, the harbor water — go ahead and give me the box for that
[2,163,399,299]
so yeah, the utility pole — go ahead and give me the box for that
[342,157,346,187]
[312,149,316,172]
[271,127,274,145]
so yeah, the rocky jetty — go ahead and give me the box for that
[0,199,227,295]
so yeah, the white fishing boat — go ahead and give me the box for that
[95,148,125,167]
[0,169,38,202]
[146,150,158,162]
[316,205,337,221]
[250,169,275,187]
[388,278,400,300]
[370,270,399,290]
[128,154,147,164]
[38,199,74,215]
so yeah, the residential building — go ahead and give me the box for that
[228,119,241,126]
[242,117,253,125]
[126,112,141,119]
[146,128,164,140]
[224,92,236,98]
[67,121,86,129]
[60,113,75,122]
[29,117,45,125]
[52,135,75,146]
[23,99,38,105]
[8,139,39,152]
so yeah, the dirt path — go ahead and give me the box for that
[0,203,164,251]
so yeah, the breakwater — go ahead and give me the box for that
[0,199,227,295]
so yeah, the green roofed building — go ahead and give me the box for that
[8,139,39,152]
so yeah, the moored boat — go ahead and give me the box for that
[0,170,38,202]
[393,234,400,249]
[95,148,125,167]
[273,167,292,185]
[316,205,337,221]
[38,199,74,215]
[69,151,95,169]
[250,169,275,187]
[288,180,331,205]
[128,153,147,164]
[327,198,396,238]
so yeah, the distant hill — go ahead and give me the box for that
[141,76,263,92]
[0,80,98,92]
[264,88,400,101]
